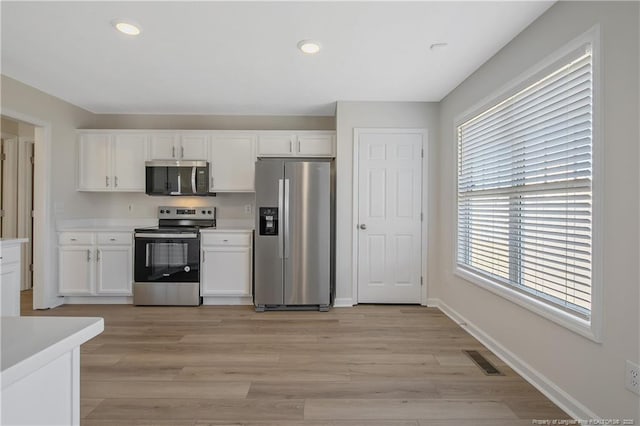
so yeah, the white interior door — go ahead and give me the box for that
[357,131,423,303]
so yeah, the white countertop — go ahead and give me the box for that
[1,316,104,388]
[0,238,28,247]
[57,218,253,232]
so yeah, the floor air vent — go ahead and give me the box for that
[463,350,503,376]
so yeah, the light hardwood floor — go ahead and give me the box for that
[21,291,570,425]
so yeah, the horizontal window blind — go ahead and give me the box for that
[457,46,593,320]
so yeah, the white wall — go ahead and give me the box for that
[436,1,639,420]
[335,101,439,305]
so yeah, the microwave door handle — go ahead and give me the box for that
[191,167,197,194]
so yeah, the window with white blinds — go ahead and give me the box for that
[456,44,593,321]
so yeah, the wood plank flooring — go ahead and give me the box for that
[20,291,570,425]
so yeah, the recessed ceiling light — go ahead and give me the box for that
[112,19,142,36]
[430,42,448,51]
[297,40,321,55]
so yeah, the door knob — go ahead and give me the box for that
[359,224,367,230]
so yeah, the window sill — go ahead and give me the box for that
[454,266,601,343]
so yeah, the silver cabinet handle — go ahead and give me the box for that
[289,140,293,153]
[297,140,301,153]
[210,176,214,189]
[70,238,77,241]
[109,238,116,241]
[172,146,176,158]
[202,250,206,262]
[359,224,367,230]
[105,176,109,187]
[223,239,229,242]
[114,176,118,187]
[181,146,184,158]
[87,249,91,261]
[96,249,101,261]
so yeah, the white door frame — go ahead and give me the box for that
[352,128,429,305]
[2,108,61,310]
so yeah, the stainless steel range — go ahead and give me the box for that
[133,206,216,306]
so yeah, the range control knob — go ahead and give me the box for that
[160,209,165,214]
[207,210,212,214]
[202,210,206,214]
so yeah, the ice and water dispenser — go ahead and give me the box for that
[259,207,278,236]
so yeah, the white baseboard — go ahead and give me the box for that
[63,296,133,304]
[333,297,355,307]
[430,298,598,421]
[202,296,252,306]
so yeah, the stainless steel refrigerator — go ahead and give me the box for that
[254,159,333,311]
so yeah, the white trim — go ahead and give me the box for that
[450,26,602,342]
[63,296,133,304]
[1,108,62,310]
[333,297,355,307]
[351,128,428,305]
[431,298,600,421]
[202,296,252,306]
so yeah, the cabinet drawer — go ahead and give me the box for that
[58,232,94,245]
[202,233,251,246]
[97,232,132,245]
[0,245,21,265]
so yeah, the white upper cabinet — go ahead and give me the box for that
[78,129,334,193]
[257,133,296,156]
[78,131,147,192]
[257,132,335,157]
[112,134,147,190]
[149,132,209,160]
[297,133,335,157]
[78,133,111,190]
[181,133,210,160]
[209,134,256,192]
[149,133,179,160]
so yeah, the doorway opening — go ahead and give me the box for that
[2,111,56,312]
[1,117,35,297]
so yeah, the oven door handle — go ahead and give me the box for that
[145,243,151,267]
[135,233,199,239]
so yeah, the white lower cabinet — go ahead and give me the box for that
[96,246,133,294]
[58,246,94,295]
[58,231,133,296]
[1,242,26,316]
[201,231,253,305]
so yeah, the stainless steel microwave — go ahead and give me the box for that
[145,161,210,196]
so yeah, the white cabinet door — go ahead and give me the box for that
[1,262,21,316]
[201,246,252,296]
[257,133,295,156]
[78,134,111,190]
[59,247,94,295]
[96,246,132,295]
[112,134,147,191]
[297,134,335,157]
[180,133,209,160]
[149,133,179,160]
[210,134,256,191]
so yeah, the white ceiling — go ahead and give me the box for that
[1,1,554,116]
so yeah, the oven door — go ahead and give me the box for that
[134,233,200,282]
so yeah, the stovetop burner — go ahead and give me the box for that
[135,205,217,233]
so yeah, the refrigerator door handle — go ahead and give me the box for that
[278,178,284,259]
[283,178,290,259]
